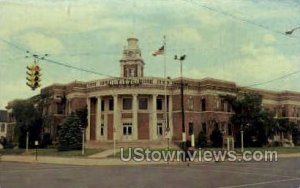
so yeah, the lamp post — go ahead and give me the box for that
[175,55,186,152]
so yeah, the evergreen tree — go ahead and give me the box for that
[58,113,82,151]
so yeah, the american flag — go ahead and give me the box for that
[152,45,165,56]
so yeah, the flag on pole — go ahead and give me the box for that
[152,45,165,56]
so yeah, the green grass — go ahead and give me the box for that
[0,148,103,157]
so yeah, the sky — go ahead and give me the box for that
[1,0,300,109]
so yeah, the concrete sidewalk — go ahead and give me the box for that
[88,149,116,159]
[0,155,167,166]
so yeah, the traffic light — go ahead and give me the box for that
[26,63,41,90]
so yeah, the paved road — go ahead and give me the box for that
[1,158,300,188]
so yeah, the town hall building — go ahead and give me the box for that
[7,35,300,145]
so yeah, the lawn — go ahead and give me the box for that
[0,148,103,157]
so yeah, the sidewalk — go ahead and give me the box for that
[0,155,167,166]
[88,149,116,159]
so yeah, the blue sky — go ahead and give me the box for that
[1,0,300,109]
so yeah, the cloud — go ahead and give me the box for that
[17,32,64,54]
[263,34,276,44]
[211,43,298,86]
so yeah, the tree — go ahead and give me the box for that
[291,123,300,146]
[58,113,82,151]
[210,126,223,148]
[12,100,42,148]
[228,93,275,147]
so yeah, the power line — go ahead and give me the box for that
[41,57,114,78]
[246,70,300,87]
[185,0,300,40]
[0,38,115,78]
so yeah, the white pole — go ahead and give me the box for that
[227,137,230,151]
[26,131,29,152]
[191,134,195,147]
[82,128,85,155]
[113,131,116,158]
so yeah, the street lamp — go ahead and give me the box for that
[175,54,187,152]
[285,26,300,35]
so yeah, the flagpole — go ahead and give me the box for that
[163,35,170,163]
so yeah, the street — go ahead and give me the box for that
[1,157,300,188]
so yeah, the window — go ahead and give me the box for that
[101,100,105,111]
[227,103,231,112]
[188,122,194,135]
[188,97,194,110]
[100,123,104,136]
[157,98,163,110]
[123,122,132,135]
[157,123,163,136]
[0,124,5,132]
[220,99,225,111]
[139,98,148,110]
[202,123,207,134]
[123,98,132,110]
[109,99,114,111]
[282,107,287,117]
[201,98,206,111]
[57,103,64,114]
[228,124,232,136]
[130,68,135,77]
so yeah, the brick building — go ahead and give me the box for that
[7,35,300,145]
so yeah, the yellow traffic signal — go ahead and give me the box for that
[26,63,41,90]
